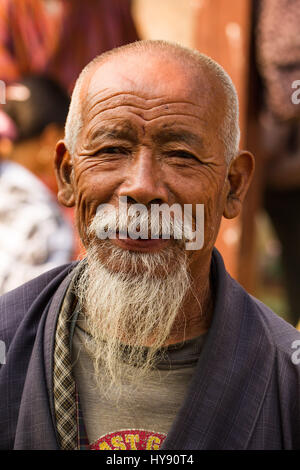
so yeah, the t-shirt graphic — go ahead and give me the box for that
[90,429,167,450]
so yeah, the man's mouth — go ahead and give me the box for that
[112,234,170,252]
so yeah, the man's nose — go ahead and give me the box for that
[118,149,169,205]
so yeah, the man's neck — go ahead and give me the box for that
[165,271,213,346]
[145,253,214,348]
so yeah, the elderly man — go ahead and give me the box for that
[0,40,300,451]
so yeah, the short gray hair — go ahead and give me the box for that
[65,40,240,164]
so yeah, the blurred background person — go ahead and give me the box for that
[0,76,73,294]
[0,0,139,92]
[4,76,69,192]
[249,0,300,327]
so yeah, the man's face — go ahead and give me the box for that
[55,51,254,386]
[67,53,231,274]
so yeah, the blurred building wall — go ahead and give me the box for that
[133,0,195,47]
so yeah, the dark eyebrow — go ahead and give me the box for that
[152,129,203,149]
[89,122,138,144]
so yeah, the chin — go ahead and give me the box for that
[89,238,187,279]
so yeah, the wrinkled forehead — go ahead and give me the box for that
[81,52,225,119]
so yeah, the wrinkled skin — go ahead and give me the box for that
[55,51,254,339]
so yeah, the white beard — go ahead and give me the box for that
[74,238,191,401]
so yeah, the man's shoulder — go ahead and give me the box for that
[213,249,300,363]
[213,249,300,354]
[228,275,300,371]
[0,262,77,344]
[247,291,300,358]
[224,277,300,407]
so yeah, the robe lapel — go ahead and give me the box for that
[13,266,76,449]
[162,249,276,450]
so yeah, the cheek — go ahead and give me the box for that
[203,178,229,250]
[202,196,223,248]
[73,165,122,244]
[176,171,227,248]
[177,172,225,212]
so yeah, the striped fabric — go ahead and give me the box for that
[53,276,78,450]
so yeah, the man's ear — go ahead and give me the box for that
[54,140,75,207]
[223,150,255,219]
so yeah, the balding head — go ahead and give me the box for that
[64,40,240,164]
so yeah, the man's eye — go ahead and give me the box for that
[167,150,197,160]
[99,146,129,155]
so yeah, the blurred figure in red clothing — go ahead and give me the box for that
[0,0,139,92]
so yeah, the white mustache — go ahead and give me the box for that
[89,205,196,242]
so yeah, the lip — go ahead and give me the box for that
[111,237,170,252]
